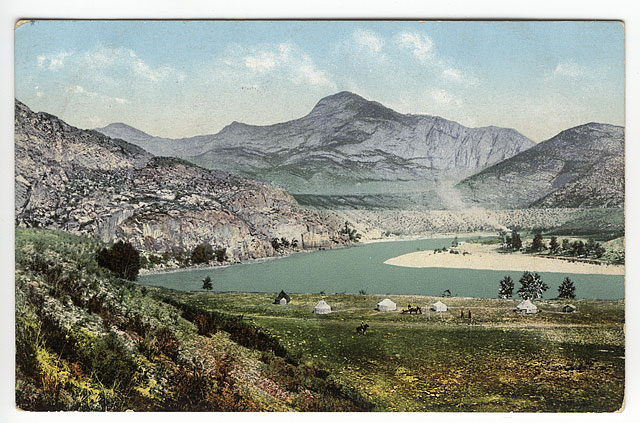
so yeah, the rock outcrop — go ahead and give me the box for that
[15,100,346,257]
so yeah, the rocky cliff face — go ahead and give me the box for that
[456,123,625,209]
[15,100,346,258]
[97,91,535,196]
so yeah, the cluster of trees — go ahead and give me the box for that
[191,244,227,264]
[498,272,575,300]
[271,237,299,251]
[548,236,605,258]
[499,230,606,259]
[499,230,522,251]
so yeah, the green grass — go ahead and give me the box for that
[158,290,625,412]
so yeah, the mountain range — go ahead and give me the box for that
[15,99,347,257]
[97,92,536,199]
[96,91,624,210]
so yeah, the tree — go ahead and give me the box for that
[511,231,522,251]
[530,233,545,252]
[202,275,213,291]
[451,236,459,247]
[271,238,281,250]
[97,240,141,281]
[561,239,570,252]
[549,236,559,254]
[557,277,575,299]
[214,248,227,263]
[498,230,508,246]
[340,221,361,242]
[498,275,514,299]
[191,244,214,264]
[517,271,549,300]
[571,240,586,257]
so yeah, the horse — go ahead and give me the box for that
[356,323,369,335]
[409,306,422,315]
[402,305,422,315]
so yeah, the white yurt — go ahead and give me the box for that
[562,304,577,313]
[376,298,396,312]
[314,300,331,314]
[431,301,448,312]
[516,299,538,314]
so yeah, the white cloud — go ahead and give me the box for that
[295,57,334,87]
[37,51,71,71]
[67,84,129,104]
[553,62,584,78]
[354,29,385,55]
[234,42,335,89]
[245,51,277,73]
[396,31,434,63]
[394,31,477,86]
[82,46,183,83]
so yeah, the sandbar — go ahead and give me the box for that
[384,249,624,276]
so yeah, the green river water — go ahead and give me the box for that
[139,238,624,300]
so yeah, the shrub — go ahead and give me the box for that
[86,333,140,390]
[191,244,214,264]
[97,241,141,281]
[214,248,227,263]
[202,276,213,291]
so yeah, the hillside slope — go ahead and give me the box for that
[15,228,373,411]
[456,123,625,209]
[15,99,346,258]
[97,91,535,196]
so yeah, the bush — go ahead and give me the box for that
[86,333,140,390]
[214,248,227,263]
[191,244,214,264]
[97,241,141,281]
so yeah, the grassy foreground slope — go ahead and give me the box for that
[161,292,625,412]
[15,228,371,411]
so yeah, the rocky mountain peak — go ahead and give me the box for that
[307,91,401,121]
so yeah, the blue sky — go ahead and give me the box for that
[15,20,624,141]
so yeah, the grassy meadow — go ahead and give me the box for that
[158,290,625,412]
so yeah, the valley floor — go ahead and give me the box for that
[163,291,625,412]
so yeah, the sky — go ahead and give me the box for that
[14,20,624,141]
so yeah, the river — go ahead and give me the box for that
[138,238,624,300]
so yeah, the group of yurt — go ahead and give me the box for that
[274,291,571,315]
[273,292,453,315]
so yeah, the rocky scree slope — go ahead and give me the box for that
[97,91,535,195]
[456,123,625,209]
[15,100,346,258]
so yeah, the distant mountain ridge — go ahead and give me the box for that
[456,122,625,209]
[15,99,347,256]
[96,91,536,195]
